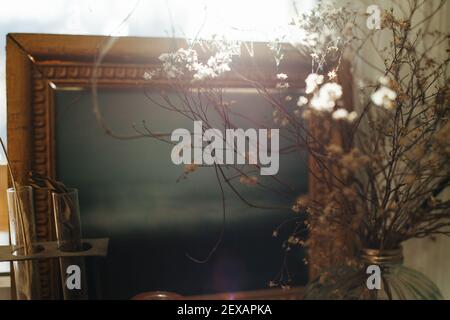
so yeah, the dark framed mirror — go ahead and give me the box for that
[7,34,346,299]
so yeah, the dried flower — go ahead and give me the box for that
[297,96,308,107]
[288,236,300,245]
[291,204,301,213]
[310,82,343,112]
[276,82,290,89]
[143,71,156,80]
[378,76,391,86]
[371,86,397,109]
[302,109,312,120]
[328,70,337,80]
[305,73,324,94]
[240,175,258,186]
[326,144,343,156]
[347,111,358,122]
[332,108,349,120]
[184,164,198,174]
[332,108,358,122]
[292,195,309,213]
[320,82,343,101]
[159,41,240,81]
[151,1,450,274]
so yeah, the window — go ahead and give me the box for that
[0,0,314,144]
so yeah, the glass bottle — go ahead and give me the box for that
[52,189,88,300]
[7,186,41,300]
[305,246,443,300]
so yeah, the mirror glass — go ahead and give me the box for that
[55,87,308,299]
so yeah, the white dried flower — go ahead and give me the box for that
[297,96,308,107]
[159,42,240,81]
[320,82,342,100]
[276,82,290,89]
[332,108,349,120]
[193,64,216,81]
[332,109,357,123]
[159,48,198,78]
[305,73,324,94]
[276,73,288,80]
[328,70,337,80]
[143,71,156,80]
[347,111,358,123]
[371,86,397,109]
[310,93,335,112]
[310,83,343,112]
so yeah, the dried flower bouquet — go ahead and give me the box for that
[92,0,449,286]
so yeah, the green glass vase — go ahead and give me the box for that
[305,247,443,300]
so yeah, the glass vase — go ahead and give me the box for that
[304,247,443,300]
[52,189,88,300]
[7,186,41,300]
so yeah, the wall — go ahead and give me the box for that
[404,176,450,298]
[397,0,450,300]
[0,165,10,299]
[350,0,450,299]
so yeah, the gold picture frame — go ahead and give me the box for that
[6,33,352,299]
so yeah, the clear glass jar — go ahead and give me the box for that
[52,189,83,252]
[7,186,41,300]
[52,189,88,300]
[304,247,443,300]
